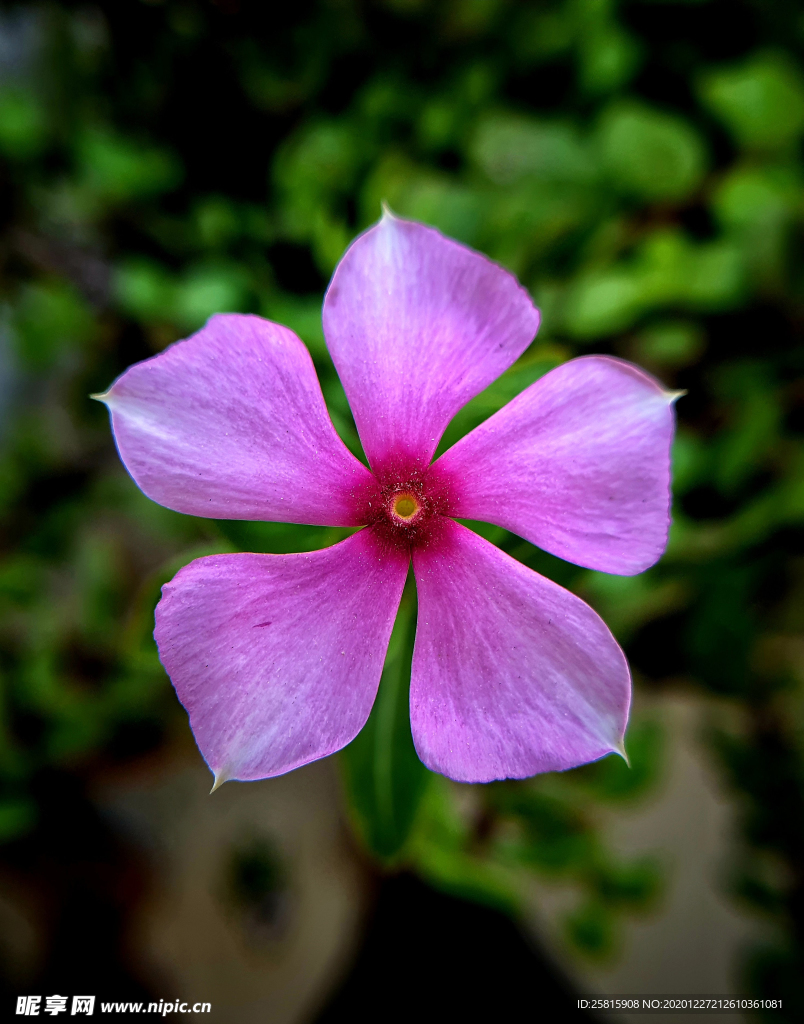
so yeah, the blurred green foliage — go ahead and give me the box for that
[0,0,803,1013]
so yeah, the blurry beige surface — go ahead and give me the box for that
[525,689,762,1024]
[85,688,765,1024]
[96,754,369,1024]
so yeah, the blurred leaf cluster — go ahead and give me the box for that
[1,0,804,1011]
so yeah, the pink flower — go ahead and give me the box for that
[98,214,677,786]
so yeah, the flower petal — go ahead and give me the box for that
[433,356,678,575]
[154,528,409,783]
[411,521,630,783]
[323,212,540,472]
[97,313,373,523]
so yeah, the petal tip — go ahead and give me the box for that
[664,388,687,405]
[380,201,398,221]
[614,738,630,767]
[89,391,110,405]
[209,765,232,794]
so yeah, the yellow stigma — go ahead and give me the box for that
[393,493,419,520]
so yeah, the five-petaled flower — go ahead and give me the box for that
[97,213,678,787]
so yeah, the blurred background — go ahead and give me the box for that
[0,0,803,1021]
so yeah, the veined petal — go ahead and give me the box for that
[154,528,409,783]
[433,356,678,575]
[97,313,373,524]
[323,212,540,472]
[411,521,630,783]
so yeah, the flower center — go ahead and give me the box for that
[357,461,455,552]
[391,492,420,521]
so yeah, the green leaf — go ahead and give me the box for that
[511,7,574,64]
[471,113,592,185]
[395,178,483,246]
[679,239,745,309]
[597,100,707,202]
[565,899,617,959]
[713,165,798,233]
[363,154,484,246]
[407,777,521,914]
[564,230,745,339]
[0,798,36,843]
[116,258,252,331]
[114,259,175,323]
[632,319,705,369]
[340,579,431,861]
[701,53,804,151]
[563,268,646,338]
[13,281,95,370]
[172,263,251,330]
[275,119,361,212]
[591,855,662,909]
[0,87,48,160]
[76,127,181,204]
[194,196,241,248]
[490,785,594,874]
[578,24,641,97]
[711,165,799,287]
[261,294,327,359]
[711,362,781,494]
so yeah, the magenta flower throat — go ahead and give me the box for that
[97,213,678,787]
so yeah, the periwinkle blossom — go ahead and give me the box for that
[97,213,678,787]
